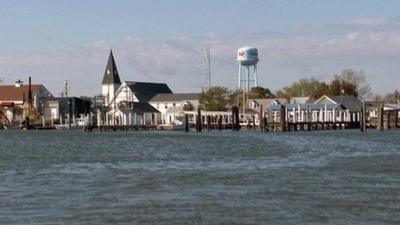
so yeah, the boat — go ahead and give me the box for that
[157,120,185,130]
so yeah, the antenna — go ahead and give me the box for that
[205,47,211,89]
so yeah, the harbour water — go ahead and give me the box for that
[0,130,399,225]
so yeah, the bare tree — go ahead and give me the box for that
[336,69,372,99]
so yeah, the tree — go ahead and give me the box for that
[310,82,330,99]
[383,90,400,103]
[182,102,195,111]
[199,86,231,111]
[276,78,329,99]
[335,69,371,98]
[248,86,275,99]
[329,77,358,97]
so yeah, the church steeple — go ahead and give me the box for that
[102,50,121,85]
[101,50,122,107]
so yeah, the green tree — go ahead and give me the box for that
[248,86,275,99]
[329,77,358,97]
[276,78,329,99]
[310,82,330,99]
[199,86,231,111]
[182,102,195,111]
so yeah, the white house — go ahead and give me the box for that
[149,93,200,124]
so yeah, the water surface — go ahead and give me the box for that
[0,130,399,225]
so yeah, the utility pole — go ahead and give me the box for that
[205,47,211,89]
[64,80,69,98]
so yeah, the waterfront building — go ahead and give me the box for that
[0,80,52,122]
[268,95,362,125]
[314,95,362,122]
[43,97,91,122]
[149,93,200,124]
[106,81,172,125]
[100,50,173,126]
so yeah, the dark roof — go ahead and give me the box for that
[329,95,362,112]
[270,103,343,111]
[121,102,159,113]
[150,93,199,102]
[0,84,44,102]
[125,81,172,102]
[102,50,122,85]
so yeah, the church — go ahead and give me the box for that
[101,50,173,126]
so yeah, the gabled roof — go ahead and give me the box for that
[150,93,199,102]
[125,81,172,102]
[0,84,44,102]
[102,50,122,85]
[270,103,343,111]
[322,95,362,112]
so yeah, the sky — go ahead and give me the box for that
[1,0,400,97]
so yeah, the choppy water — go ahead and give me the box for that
[0,130,399,225]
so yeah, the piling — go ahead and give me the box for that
[259,105,264,131]
[252,114,256,130]
[196,108,202,132]
[360,102,366,132]
[206,115,211,130]
[280,105,286,132]
[395,110,399,128]
[217,116,222,131]
[184,114,189,132]
[232,106,240,131]
[377,104,384,131]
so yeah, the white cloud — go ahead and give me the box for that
[348,18,387,26]
[1,18,400,96]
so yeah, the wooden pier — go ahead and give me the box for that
[83,124,157,132]
[79,104,399,133]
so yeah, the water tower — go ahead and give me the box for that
[237,46,259,92]
[237,47,259,114]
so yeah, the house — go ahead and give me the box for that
[314,95,362,123]
[0,81,52,122]
[43,97,91,121]
[270,103,347,123]
[249,98,288,113]
[149,93,200,124]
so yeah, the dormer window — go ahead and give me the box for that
[107,69,110,75]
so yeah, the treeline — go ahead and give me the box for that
[275,69,371,99]
[197,69,398,111]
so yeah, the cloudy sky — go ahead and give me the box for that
[1,0,400,96]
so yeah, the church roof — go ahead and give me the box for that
[102,50,122,85]
[150,93,200,102]
[125,81,172,102]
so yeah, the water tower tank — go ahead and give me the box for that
[237,46,259,66]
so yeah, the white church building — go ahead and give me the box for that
[100,50,173,126]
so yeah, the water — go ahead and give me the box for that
[0,130,399,225]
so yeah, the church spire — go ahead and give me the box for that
[102,50,122,85]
